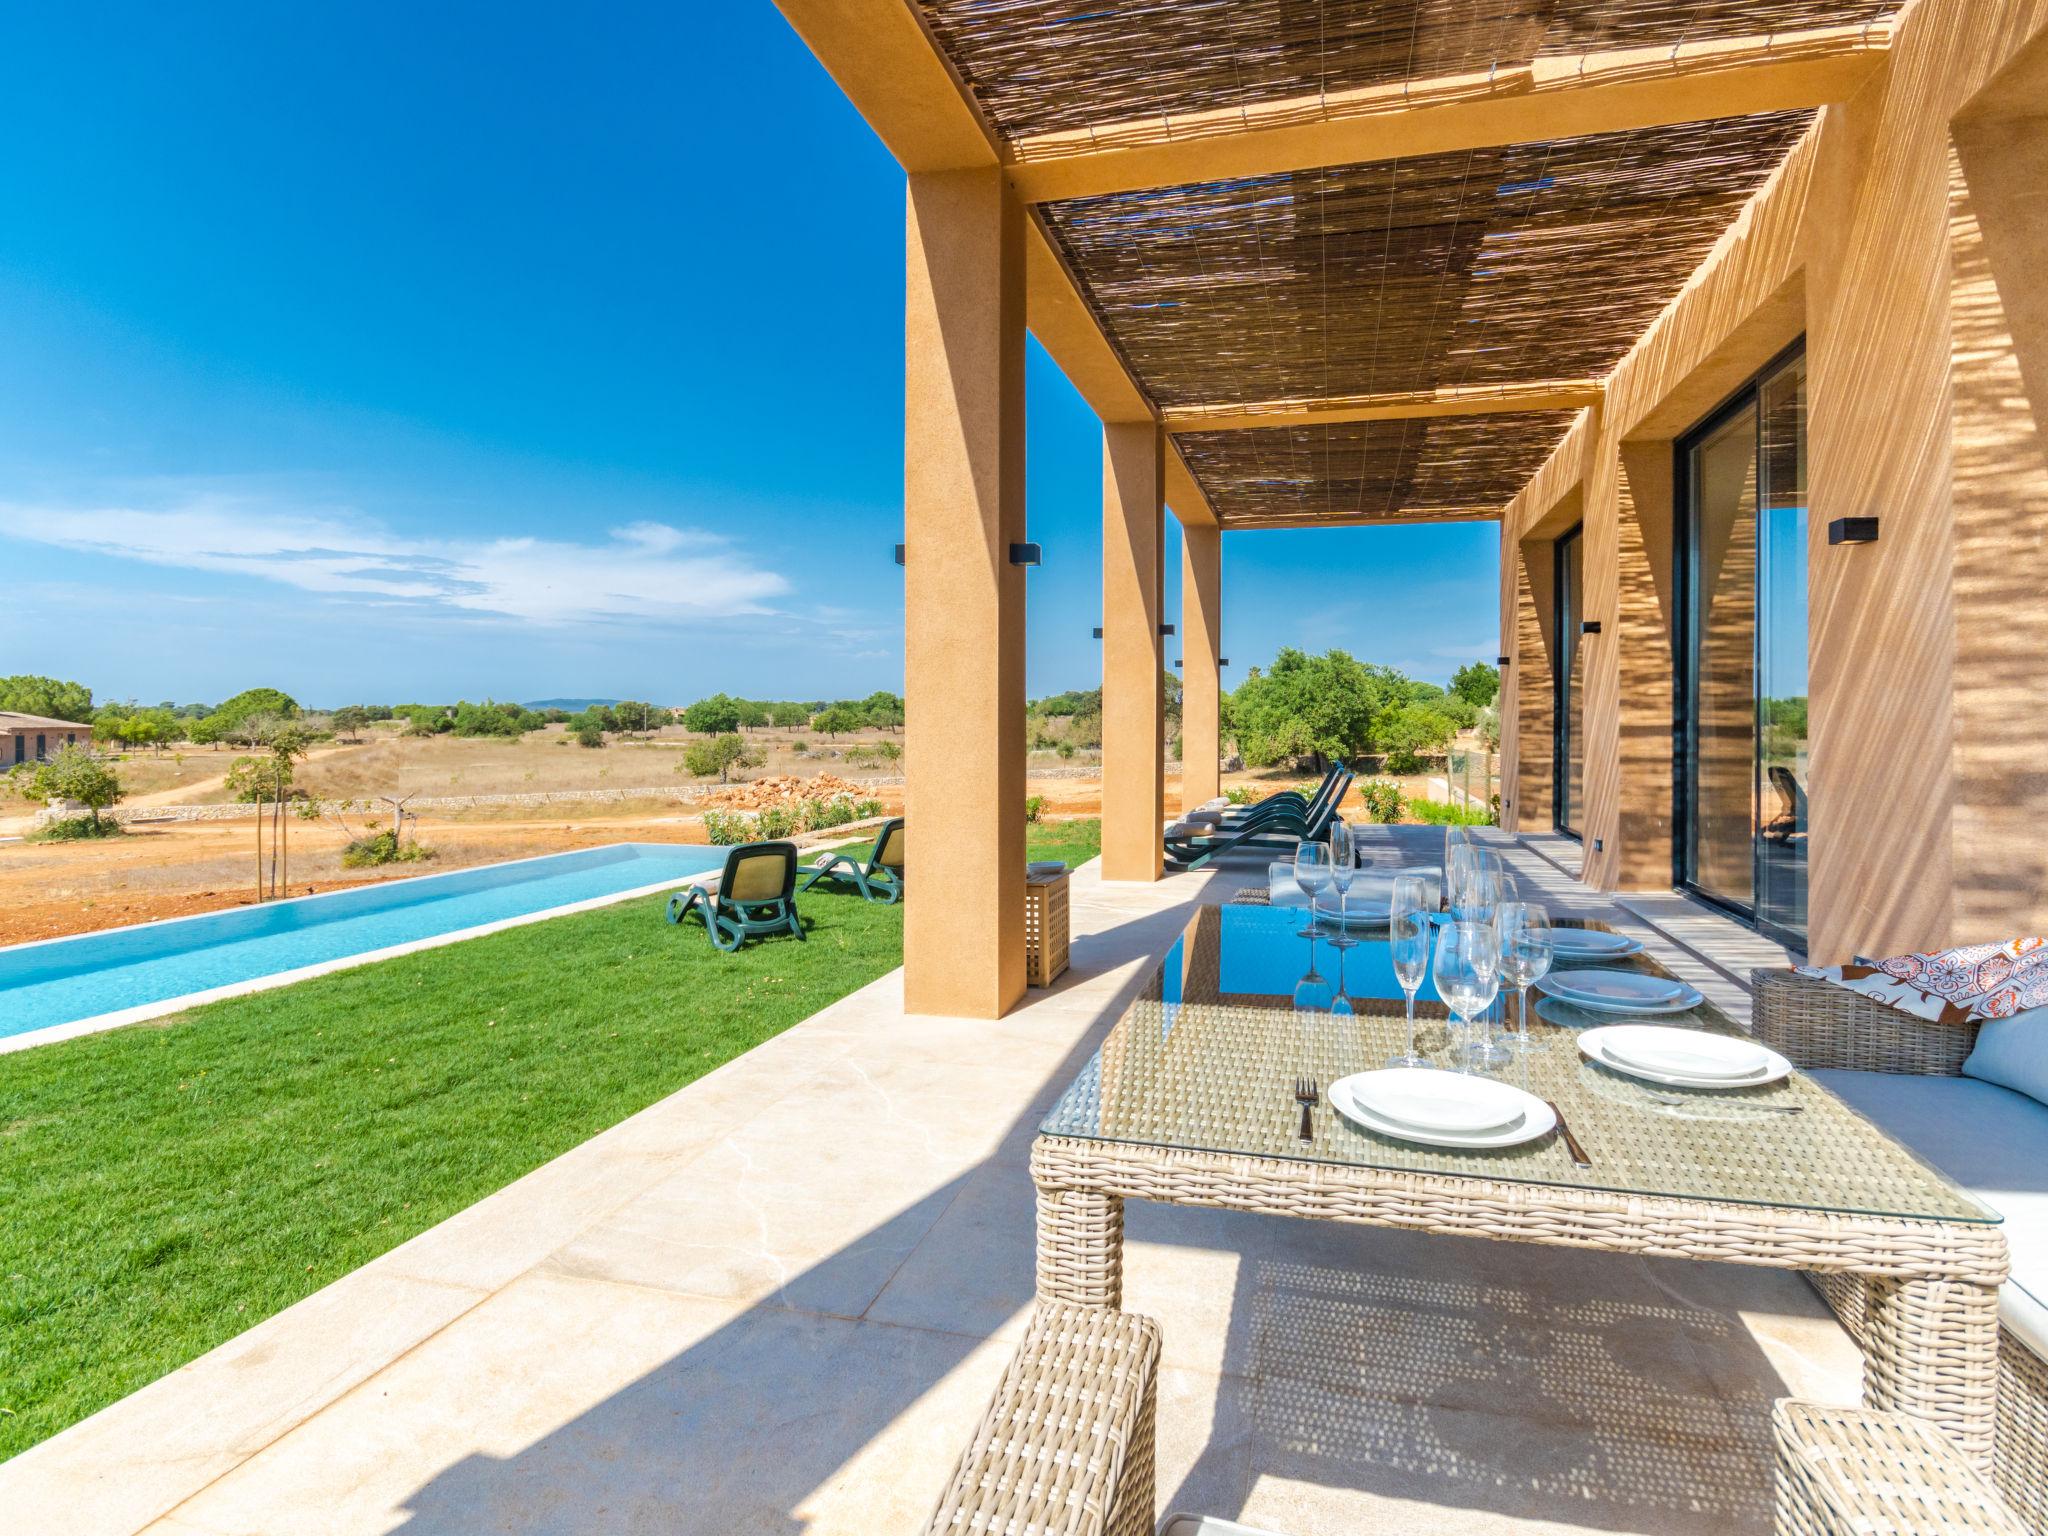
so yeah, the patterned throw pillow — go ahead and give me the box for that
[1796,938,2048,1024]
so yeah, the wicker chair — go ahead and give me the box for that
[1774,1400,2029,1535]
[922,1304,1162,1536]
[1753,970,2048,1534]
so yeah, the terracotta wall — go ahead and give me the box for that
[1499,0,2048,962]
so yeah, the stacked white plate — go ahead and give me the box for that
[1579,1024,1791,1088]
[1330,1067,1556,1149]
[1535,969,1704,1014]
[1547,929,1643,961]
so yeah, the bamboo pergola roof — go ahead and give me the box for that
[898,0,1898,528]
[1177,411,1583,525]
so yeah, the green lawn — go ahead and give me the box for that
[0,819,1100,1458]
[823,815,1102,872]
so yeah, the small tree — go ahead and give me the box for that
[573,719,607,748]
[28,746,123,829]
[684,734,758,783]
[1450,661,1501,709]
[682,693,741,734]
[331,705,370,741]
[811,704,862,738]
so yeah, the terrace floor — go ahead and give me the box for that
[7,828,1860,1536]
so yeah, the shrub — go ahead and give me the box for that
[700,810,749,845]
[683,734,758,782]
[572,721,606,749]
[18,745,123,828]
[1024,795,1044,823]
[341,830,436,867]
[225,755,292,803]
[1356,778,1403,823]
[27,814,123,842]
[1225,786,1254,805]
[789,740,808,754]
[1404,796,1494,827]
[1055,741,1075,761]
[875,739,901,762]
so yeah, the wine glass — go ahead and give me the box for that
[1387,873,1433,1068]
[1293,840,1333,940]
[1436,920,1507,1071]
[1496,901,1555,1054]
[1293,926,1334,1012]
[1325,820,1358,949]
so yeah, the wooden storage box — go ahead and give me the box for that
[1023,869,1071,987]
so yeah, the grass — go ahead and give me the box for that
[822,815,1102,872]
[0,817,1102,1458]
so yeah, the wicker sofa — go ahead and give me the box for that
[1752,969,2048,1534]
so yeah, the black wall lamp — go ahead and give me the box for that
[1159,623,1175,637]
[1580,620,1602,635]
[1496,654,1512,666]
[1092,627,1103,639]
[1828,517,1880,546]
[893,543,906,566]
[1009,542,1042,566]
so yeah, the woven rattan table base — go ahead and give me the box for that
[1032,1134,2007,1471]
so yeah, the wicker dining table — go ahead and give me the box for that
[1031,899,2011,1470]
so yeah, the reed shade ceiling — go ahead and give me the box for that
[915,0,1899,143]
[1178,410,1580,525]
[1038,111,1813,410]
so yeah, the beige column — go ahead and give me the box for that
[1179,522,1222,811]
[903,167,1027,1017]
[1100,421,1165,881]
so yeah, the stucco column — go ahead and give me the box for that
[1179,521,1222,811]
[902,167,1027,1017]
[1100,421,1165,882]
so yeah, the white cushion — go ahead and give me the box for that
[1201,798,1231,811]
[1161,1517,1291,1536]
[1811,1070,2048,1355]
[1963,1005,2048,1108]
[1182,809,1225,827]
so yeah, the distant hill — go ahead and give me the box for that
[523,697,622,711]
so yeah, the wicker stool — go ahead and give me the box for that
[1025,868,1071,987]
[1774,1401,2029,1536]
[922,1303,1160,1536]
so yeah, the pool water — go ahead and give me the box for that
[0,842,727,1044]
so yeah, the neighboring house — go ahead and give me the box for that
[0,711,93,767]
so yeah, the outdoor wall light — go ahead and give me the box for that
[1220,658,1229,667]
[1827,517,1880,546]
[1580,620,1602,635]
[1009,542,1042,566]
[1092,627,1103,639]
[1496,655,1512,666]
[893,544,906,566]
[1159,623,1176,636]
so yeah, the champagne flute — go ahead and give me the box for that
[1496,901,1555,1054]
[1325,820,1358,949]
[1451,921,1509,1071]
[1387,873,1432,1068]
[1293,840,1333,940]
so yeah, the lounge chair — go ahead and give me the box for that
[667,840,804,951]
[800,817,903,904]
[1164,771,1350,871]
[1181,761,1345,834]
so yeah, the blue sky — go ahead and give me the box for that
[0,2,1500,710]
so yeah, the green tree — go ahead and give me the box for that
[572,719,606,749]
[450,700,543,738]
[613,700,665,735]
[811,704,862,737]
[734,699,771,730]
[1375,701,1459,774]
[199,687,301,748]
[1226,648,1382,770]
[683,734,758,783]
[859,691,904,731]
[682,694,741,734]
[766,702,810,729]
[1451,661,1501,709]
[0,675,93,722]
[331,705,371,741]
[26,746,123,828]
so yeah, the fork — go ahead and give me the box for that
[1644,1088,1803,1114]
[1294,1077,1319,1141]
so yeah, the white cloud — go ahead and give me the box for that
[0,495,789,627]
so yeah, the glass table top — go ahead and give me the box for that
[1041,899,1996,1225]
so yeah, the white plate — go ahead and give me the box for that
[1547,929,1643,959]
[1536,970,1703,1014]
[1317,899,1391,925]
[1595,1024,1769,1080]
[1579,1026,1791,1089]
[1343,1067,1525,1134]
[1330,1073,1556,1149]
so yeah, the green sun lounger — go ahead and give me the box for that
[668,840,805,951]
[800,817,904,904]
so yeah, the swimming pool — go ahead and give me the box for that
[0,842,728,1051]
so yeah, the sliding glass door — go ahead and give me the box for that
[1554,525,1585,838]
[1679,346,1808,943]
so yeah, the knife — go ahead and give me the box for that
[1545,1100,1593,1168]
